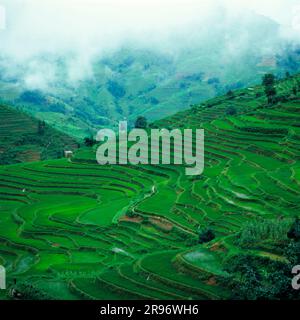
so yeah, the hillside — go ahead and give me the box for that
[0,104,79,164]
[1,13,300,138]
[0,74,300,300]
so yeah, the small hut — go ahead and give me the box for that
[64,150,73,159]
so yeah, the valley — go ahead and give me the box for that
[1,11,300,138]
[0,73,299,300]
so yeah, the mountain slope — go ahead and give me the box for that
[0,74,299,300]
[1,13,300,138]
[0,104,79,164]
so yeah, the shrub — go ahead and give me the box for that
[198,227,215,244]
[226,105,237,116]
[236,218,292,248]
[12,282,54,300]
[292,86,298,95]
[222,254,296,300]
[126,209,134,218]
[285,240,300,265]
[226,90,234,98]
[287,218,300,241]
[84,136,97,147]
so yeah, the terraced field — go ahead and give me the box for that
[0,74,300,300]
[0,104,79,164]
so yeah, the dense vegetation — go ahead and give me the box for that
[0,104,79,165]
[0,73,300,300]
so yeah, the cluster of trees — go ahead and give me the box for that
[222,254,295,300]
[226,90,235,98]
[262,72,300,105]
[222,218,300,299]
[20,90,46,105]
[11,282,54,300]
[107,80,126,99]
[83,116,148,147]
[292,80,300,95]
[284,71,300,96]
[48,102,66,114]
[236,218,292,248]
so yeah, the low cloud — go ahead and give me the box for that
[0,0,299,90]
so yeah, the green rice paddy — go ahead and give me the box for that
[0,74,300,300]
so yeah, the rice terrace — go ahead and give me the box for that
[0,0,300,303]
[1,73,300,300]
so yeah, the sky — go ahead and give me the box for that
[0,0,298,50]
[1,0,299,24]
[1,0,299,32]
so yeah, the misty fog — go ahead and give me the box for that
[0,0,299,90]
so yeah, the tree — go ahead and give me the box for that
[262,73,277,105]
[135,116,148,129]
[84,136,97,147]
[38,120,46,135]
[198,227,215,244]
[265,85,277,104]
[226,90,234,98]
[126,208,134,218]
[191,105,198,114]
[292,86,297,95]
[262,73,276,87]
[226,105,237,116]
